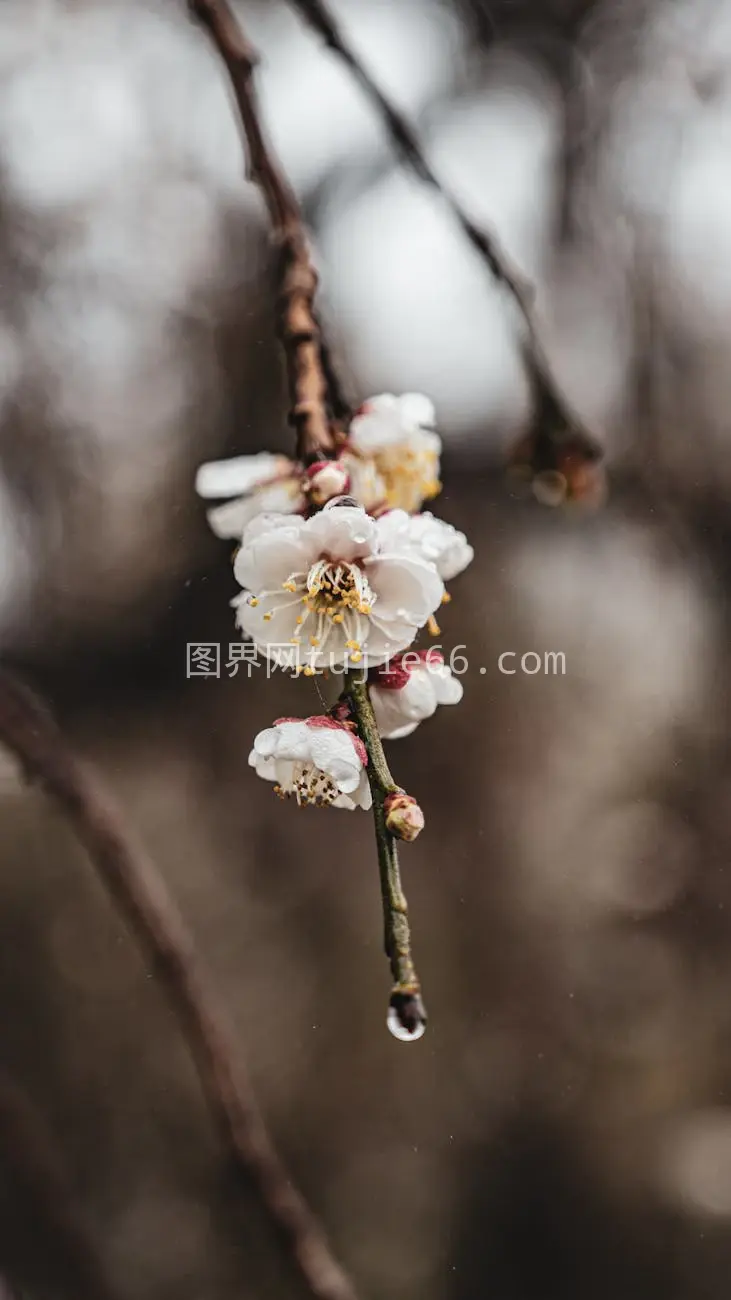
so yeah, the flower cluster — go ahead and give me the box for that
[196,393,472,809]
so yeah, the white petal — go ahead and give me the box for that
[254,721,311,761]
[303,505,378,562]
[242,511,308,547]
[331,769,373,810]
[235,595,302,660]
[373,509,413,550]
[429,664,464,705]
[367,553,444,623]
[370,685,416,739]
[363,616,420,665]
[196,452,290,499]
[206,495,266,541]
[382,722,419,741]
[307,726,363,793]
[400,671,439,720]
[234,527,311,593]
[404,512,473,580]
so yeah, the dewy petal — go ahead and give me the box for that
[303,505,378,562]
[250,719,372,810]
[306,726,363,794]
[405,512,473,580]
[254,721,311,761]
[372,509,413,550]
[196,452,291,499]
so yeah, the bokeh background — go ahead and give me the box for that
[2,1,731,1297]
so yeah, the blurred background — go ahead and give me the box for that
[2,0,731,1296]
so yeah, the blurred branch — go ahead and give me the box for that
[0,670,359,1300]
[0,1067,118,1300]
[287,0,602,466]
[189,0,339,462]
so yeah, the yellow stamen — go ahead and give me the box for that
[332,613,344,624]
[350,651,363,664]
[290,638,301,645]
[282,581,297,592]
[441,591,451,605]
[427,615,441,636]
[263,612,273,623]
[303,666,315,677]
[310,637,320,647]
[249,597,259,607]
[345,640,360,651]
[295,616,304,625]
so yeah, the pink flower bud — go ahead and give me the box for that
[305,460,351,505]
[384,792,425,842]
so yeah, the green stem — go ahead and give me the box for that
[346,676,427,1036]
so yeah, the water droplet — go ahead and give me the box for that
[387,1007,425,1041]
[387,992,427,1042]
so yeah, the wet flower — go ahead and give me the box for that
[345,393,442,513]
[400,511,473,581]
[196,451,302,540]
[370,649,463,739]
[233,503,444,671]
[249,716,371,809]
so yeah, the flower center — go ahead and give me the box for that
[304,559,374,616]
[274,762,340,807]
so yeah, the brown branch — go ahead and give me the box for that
[0,1067,118,1300]
[0,670,359,1300]
[286,0,602,465]
[190,0,339,462]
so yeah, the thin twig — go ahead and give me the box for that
[190,0,338,462]
[286,0,602,465]
[346,678,426,1037]
[0,670,359,1300]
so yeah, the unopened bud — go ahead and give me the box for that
[305,460,351,506]
[384,792,425,842]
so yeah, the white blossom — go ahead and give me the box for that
[249,716,371,809]
[400,511,473,580]
[233,503,444,671]
[196,451,301,540]
[346,393,442,513]
[370,650,463,739]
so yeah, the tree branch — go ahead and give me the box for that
[0,670,359,1300]
[190,0,339,462]
[0,1067,118,1300]
[346,678,426,1039]
[286,0,603,468]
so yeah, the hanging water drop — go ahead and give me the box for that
[387,1006,425,1042]
[386,991,427,1042]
